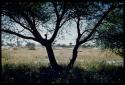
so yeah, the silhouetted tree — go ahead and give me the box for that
[1,1,68,71]
[1,0,123,74]
[64,0,123,73]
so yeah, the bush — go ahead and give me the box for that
[25,42,36,50]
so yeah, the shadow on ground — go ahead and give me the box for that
[1,64,124,84]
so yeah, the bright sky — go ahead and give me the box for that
[2,15,93,46]
[26,21,78,45]
[2,18,95,46]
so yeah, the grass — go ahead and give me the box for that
[2,47,123,66]
[1,63,123,84]
[1,47,124,84]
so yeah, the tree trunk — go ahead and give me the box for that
[61,45,79,81]
[67,45,79,71]
[45,44,61,71]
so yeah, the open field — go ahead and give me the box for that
[1,47,124,84]
[2,47,123,69]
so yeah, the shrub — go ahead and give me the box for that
[25,42,36,50]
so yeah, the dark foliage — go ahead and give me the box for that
[96,7,124,56]
[1,64,123,84]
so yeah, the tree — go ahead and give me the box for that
[96,7,124,56]
[64,0,123,73]
[1,1,68,71]
[1,1,123,74]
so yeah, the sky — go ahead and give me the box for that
[2,2,123,47]
[1,2,108,46]
[2,14,95,46]
[36,20,92,46]
[2,17,97,46]
[2,15,85,46]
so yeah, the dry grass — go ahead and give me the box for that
[2,47,123,69]
[1,47,123,84]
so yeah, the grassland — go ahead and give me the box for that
[2,47,123,68]
[1,47,124,84]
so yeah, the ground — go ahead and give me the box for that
[1,47,124,84]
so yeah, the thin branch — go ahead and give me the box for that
[59,17,70,28]
[9,15,33,33]
[50,2,66,43]
[52,2,59,18]
[80,28,95,38]
[8,12,44,42]
[17,29,25,33]
[79,5,115,45]
[59,3,66,20]
[1,29,37,41]
[32,14,36,27]
[19,10,44,40]
[18,10,33,29]
[76,16,81,37]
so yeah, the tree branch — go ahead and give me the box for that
[81,29,94,36]
[59,19,67,28]
[50,2,66,43]
[75,16,82,44]
[59,3,66,20]
[9,15,33,33]
[52,2,59,18]
[19,10,44,41]
[79,5,115,45]
[76,16,81,38]
[1,29,37,41]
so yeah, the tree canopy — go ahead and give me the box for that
[96,6,124,56]
[1,0,124,71]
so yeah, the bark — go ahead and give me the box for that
[67,44,79,71]
[68,45,79,69]
[61,45,79,81]
[45,43,62,71]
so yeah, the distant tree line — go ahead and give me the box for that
[25,42,36,50]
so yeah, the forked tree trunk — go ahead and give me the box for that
[45,44,61,71]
